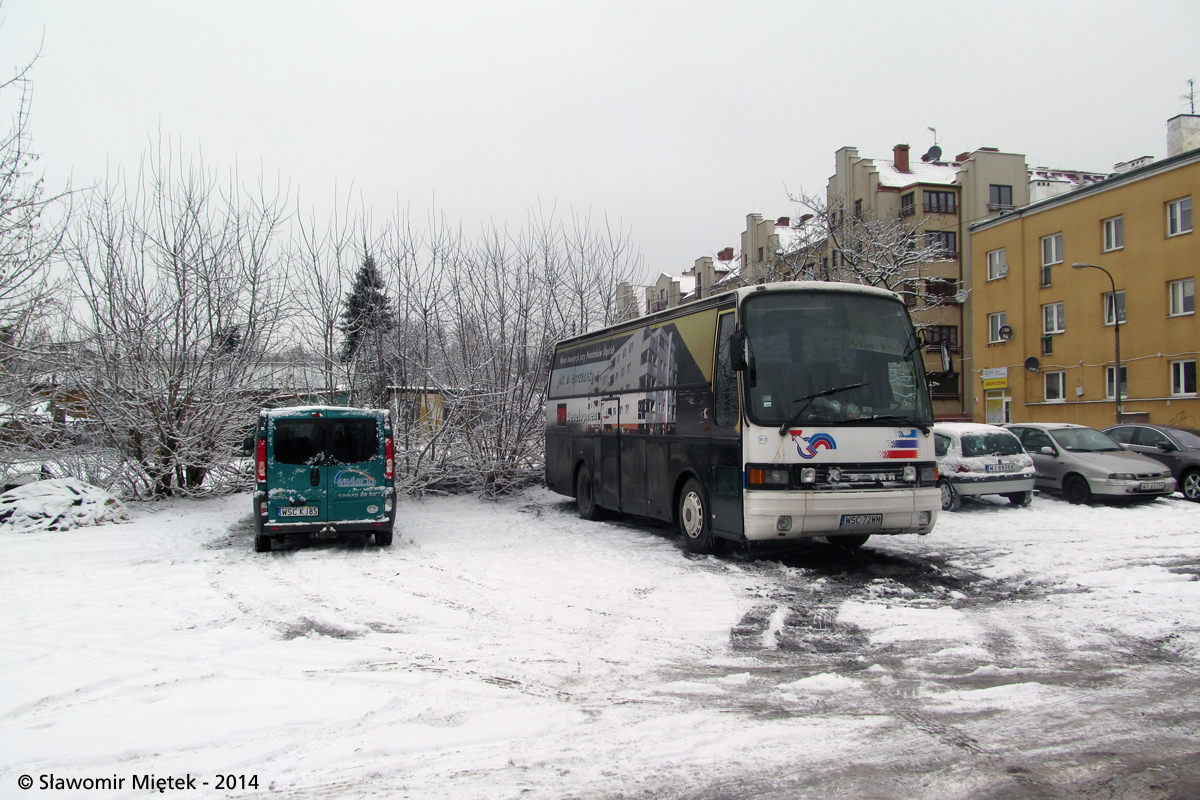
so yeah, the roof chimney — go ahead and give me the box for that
[955,151,970,163]
[717,247,734,262]
[775,217,790,227]
[893,144,910,173]
[1168,114,1200,157]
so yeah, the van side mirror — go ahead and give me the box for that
[729,330,748,372]
[241,436,255,457]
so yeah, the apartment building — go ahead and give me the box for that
[826,143,1029,418]
[968,115,1200,428]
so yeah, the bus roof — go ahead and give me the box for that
[555,280,903,349]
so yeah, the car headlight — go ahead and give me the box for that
[1108,473,1136,480]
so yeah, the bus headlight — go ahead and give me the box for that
[776,515,792,532]
[800,468,816,484]
[747,466,790,488]
[903,465,917,482]
[921,466,938,484]
[919,511,931,525]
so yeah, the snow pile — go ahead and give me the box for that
[0,478,129,534]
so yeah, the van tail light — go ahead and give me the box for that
[384,436,394,481]
[256,437,267,483]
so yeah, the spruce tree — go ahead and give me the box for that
[339,254,393,362]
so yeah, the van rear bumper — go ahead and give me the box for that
[262,519,393,536]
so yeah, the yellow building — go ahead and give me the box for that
[969,119,1199,429]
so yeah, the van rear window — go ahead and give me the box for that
[328,419,378,464]
[274,420,324,465]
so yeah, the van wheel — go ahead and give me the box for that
[375,527,393,546]
[254,534,271,553]
[576,465,603,520]
[938,479,961,511]
[678,478,717,554]
[1064,475,1091,505]
[1004,490,1033,506]
[828,534,870,548]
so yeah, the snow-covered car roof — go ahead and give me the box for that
[933,422,1016,436]
[1004,422,1090,430]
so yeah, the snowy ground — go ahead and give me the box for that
[2,488,1199,799]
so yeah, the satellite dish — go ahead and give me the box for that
[921,145,943,163]
[1025,357,1041,372]
[998,325,1013,341]
[954,289,968,304]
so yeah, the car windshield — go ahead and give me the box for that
[742,290,931,426]
[1049,428,1123,452]
[961,431,1024,457]
[1169,428,1200,449]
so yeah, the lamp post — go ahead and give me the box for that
[1071,262,1122,423]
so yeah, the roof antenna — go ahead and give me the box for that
[921,127,942,163]
[1184,79,1196,115]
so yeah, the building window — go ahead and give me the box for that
[989,184,1013,210]
[1103,216,1124,252]
[1044,371,1066,402]
[900,192,915,217]
[925,324,959,351]
[757,246,764,261]
[1171,360,1197,395]
[1103,290,1126,325]
[1041,233,1063,287]
[924,279,957,304]
[929,373,959,399]
[924,230,957,255]
[988,311,1007,344]
[831,250,841,268]
[1169,278,1195,316]
[854,199,863,219]
[924,190,957,214]
[1043,301,1065,335]
[1105,366,1128,399]
[900,279,918,308]
[987,248,1007,280]
[1167,197,1193,237]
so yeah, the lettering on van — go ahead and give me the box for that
[334,469,377,488]
[788,429,837,460]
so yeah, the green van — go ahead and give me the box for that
[251,406,396,552]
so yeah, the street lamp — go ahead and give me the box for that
[1071,262,1122,423]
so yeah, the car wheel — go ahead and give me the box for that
[576,464,604,521]
[678,478,718,554]
[375,527,393,546]
[1063,474,1091,505]
[828,534,870,548]
[1003,490,1033,507]
[938,478,961,511]
[254,534,272,553]
[1181,469,1200,502]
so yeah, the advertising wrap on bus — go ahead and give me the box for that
[544,282,942,553]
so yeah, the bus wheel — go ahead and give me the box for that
[576,465,603,521]
[678,478,717,554]
[828,534,870,548]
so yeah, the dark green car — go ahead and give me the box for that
[251,406,396,552]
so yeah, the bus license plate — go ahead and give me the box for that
[1138,482,1165,491]
[279,506,319,517]
[840,513,883,528]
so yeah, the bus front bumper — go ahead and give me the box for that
[742,488,939,541]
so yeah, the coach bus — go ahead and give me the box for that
[544,281,942,552]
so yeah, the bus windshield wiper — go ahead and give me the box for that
[840,414,932,434]
[778,382,868,436]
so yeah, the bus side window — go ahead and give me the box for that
[714,312,738,427]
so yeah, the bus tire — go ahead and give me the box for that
[576,464,603,521]
[678,478,717,554]
[828,534,870,548]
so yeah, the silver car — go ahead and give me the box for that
[1006,423,1176,504]
[934,423,1036,510]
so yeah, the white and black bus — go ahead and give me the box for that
[544,281,942,552]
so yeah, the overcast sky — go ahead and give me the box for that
[3,0,1197,284]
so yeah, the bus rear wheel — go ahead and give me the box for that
[828,534,870,548]
[678,478,717,554]
[576,464,603,521]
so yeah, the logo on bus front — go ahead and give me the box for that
[788,429,837,460]
[881,430,921,459]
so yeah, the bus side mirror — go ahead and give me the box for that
[939,341,953,374]
[729,330,748,372]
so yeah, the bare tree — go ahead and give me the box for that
[65,143,290,497]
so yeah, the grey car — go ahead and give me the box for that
[1103,423,1200,502]
[1005,423,1176,504]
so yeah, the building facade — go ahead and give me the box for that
[968,121,1199,429]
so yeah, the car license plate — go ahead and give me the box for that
[279,506,319,517]
[986,463,1016,473]
[1138,482,1165,491]
[840,513,883,528]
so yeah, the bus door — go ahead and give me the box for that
[710,309,743,536]
[599,395,621,510]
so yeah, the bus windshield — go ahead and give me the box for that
[742,290,932,427]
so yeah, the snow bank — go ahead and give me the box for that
[0,478,129,534]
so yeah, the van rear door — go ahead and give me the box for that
[269,417,329,522]
[325,414,388,523]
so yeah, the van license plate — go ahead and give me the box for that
[1138,482,1165,491]
[840,513,883,527]
[279,506,319,517]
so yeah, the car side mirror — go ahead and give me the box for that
[729,330,748,372]
[1039,446,1055,456]
[1156,441,1175,452]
